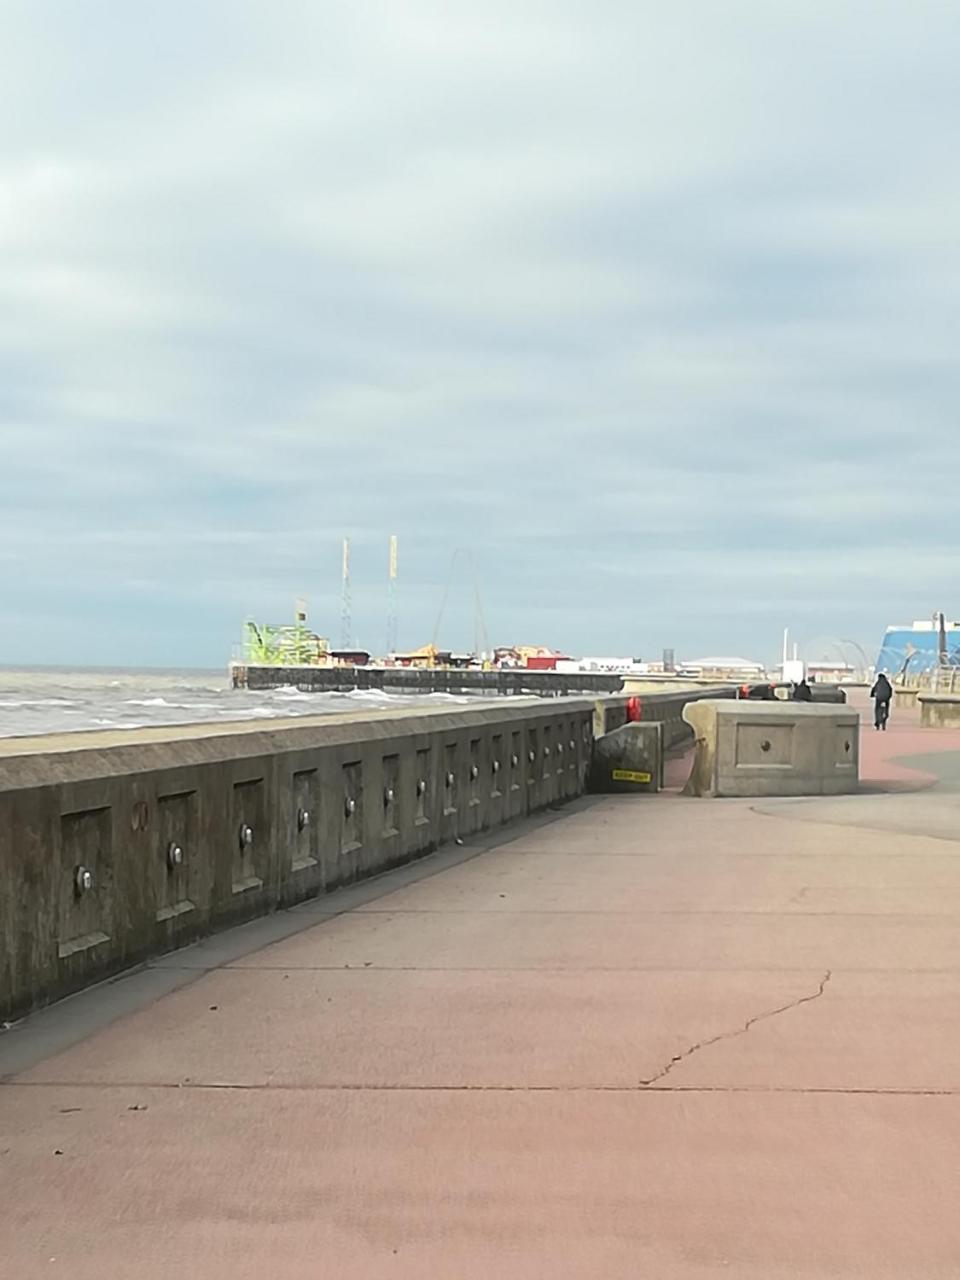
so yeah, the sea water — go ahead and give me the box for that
[0,667,474,739]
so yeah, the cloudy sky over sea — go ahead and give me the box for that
[3,1,959,666]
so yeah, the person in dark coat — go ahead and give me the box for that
[870,672,893,730]
[792,678,813,702]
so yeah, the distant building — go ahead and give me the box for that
[525,653,573,671]
[391,645,447,668]
[328,649,371,667]
[806,661,857,684]
[681,656,766,680]
[390,645,478,669]
[876,618,960,675]
[556,657,650,675]
[494,646,572,671]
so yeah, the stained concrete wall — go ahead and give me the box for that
[683,700,860,798]
[593,686,736,748]
[918,694,960,727]
[588,723,664,793]
[0,700,599,1022]
[894,685,919,710]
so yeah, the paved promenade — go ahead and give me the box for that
[5,700,960,1277]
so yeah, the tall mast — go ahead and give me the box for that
[340,537,352,650]
[386,535,399,655]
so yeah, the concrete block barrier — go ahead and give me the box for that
[810,685,847,704]
[918,694,960,728]
[588,723,663,793]
[774,685,847,704]
[682,700,860,798]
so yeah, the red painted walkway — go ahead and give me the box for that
[852,691,960,787]
[4,697,960,1278]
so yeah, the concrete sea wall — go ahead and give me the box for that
[596,685,737,750]
[1,686,739,1022]
[1,700,604,1022]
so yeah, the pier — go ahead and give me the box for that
[231,662,625,695]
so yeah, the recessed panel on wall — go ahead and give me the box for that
[292,769,319,873]
[382,754,400,837]
[443,743,458,816]
[342,761,363,854]
[415,748,431,827]
[156,790,197,923]
[59,807,111,959]
[232,778,265,895]
[735,723,794,769]
[490,734,504,798]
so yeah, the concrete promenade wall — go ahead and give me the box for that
[0,699,601,1022]
[596,686,737,750]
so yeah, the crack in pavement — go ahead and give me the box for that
[638,970,833,1087]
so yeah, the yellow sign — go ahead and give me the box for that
[612,769,651,783]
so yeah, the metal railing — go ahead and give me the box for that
[897,667,960,694]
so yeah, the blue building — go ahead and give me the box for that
[875,620,960,675]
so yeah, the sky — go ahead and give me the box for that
[3,1,960,668]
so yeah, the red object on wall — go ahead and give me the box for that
[526,655,559,670]
[626,695,642,722]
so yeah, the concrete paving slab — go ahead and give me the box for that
[222,905,960,974]
[666,969,960,1092]
[386,842,960,891]
[859,719,960,789]
[3,1085,960,1280]
[0,967,203,1082]
[755,790,960,843]
[400,792,960,859]
[353,845,960,916]
[19,966,827,1089]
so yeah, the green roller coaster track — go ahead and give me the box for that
[243,620,329,666]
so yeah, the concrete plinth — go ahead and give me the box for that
[683,699,859,797]
[919,693,960,728]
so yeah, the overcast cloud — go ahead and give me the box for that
[2,0,959,666]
